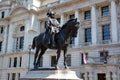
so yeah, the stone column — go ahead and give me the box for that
[89,72,93,80]
[16,73,18,80]
[106,72,111,80]
[2,25,8,53]
[110,0,118,43]
[7,23,14,53]
[11,58,13,68]
[84,72,88,80]
[112,73,117,80]
[93,73,98,80]
[24,19,29,52]
[60,13,65,26]
[9,73,12,80]
[91,5,97,45]
[75,9,80,47]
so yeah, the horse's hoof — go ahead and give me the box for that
[34,65,38,70]
[55,66,59,70]
[33,63,35,65]
[65,66,69,69]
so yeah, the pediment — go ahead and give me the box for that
[10,6,28,16]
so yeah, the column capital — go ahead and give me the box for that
[90,3,97,8]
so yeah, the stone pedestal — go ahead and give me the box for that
[20,69,82,80]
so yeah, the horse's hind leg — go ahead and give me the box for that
[34,48,39,68]
[36,48,47,66]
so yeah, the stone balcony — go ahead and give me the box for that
[98,40,112,45]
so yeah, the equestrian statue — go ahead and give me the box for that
[32,10,80,69]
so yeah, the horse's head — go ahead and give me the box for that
[67,18,80,37]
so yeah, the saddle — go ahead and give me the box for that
[43,32,57,47]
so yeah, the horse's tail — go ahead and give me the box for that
[32,37,36,49]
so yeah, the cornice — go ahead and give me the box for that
[38,0,80,14]
[0,51,34,57]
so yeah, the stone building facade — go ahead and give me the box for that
[0,0,120,80]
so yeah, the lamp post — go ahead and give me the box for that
[28,44,31,71]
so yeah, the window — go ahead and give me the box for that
[66,54,71,66]
[1,11,5,18]
[57,18,61,23]
[81,54,84,64]
[0,41,2,51]
[9,58,11,68]
[19,57,22,67]
[13,57,17,67]
[100,51,108,64]
[85,28,91,42]
[69,14,74,19]
[20,26,25,31]
[87,72,89,80]
[18,73,20,79]
[110,72,113,80]
[0,27,4,34]
[81,73,85,80]
[19,37,24,49]
[101,6,109,16]
[38,57,43,67]
[51,56,56,67]
[7,73,10,80]
[84,10,91,20]
[12,73,16,80]
[102,24,110,40]
[70,36,75,44]
[16,37,24,50]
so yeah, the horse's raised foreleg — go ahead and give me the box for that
[55,49,61,69]
[63,48,68,69]
[36,48,47,66]
[34,48,40,69]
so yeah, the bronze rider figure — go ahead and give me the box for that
[46,10,61,46]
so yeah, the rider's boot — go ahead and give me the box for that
[52,33,55,46]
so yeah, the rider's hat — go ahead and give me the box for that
[47,11,56,17]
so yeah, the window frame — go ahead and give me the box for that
[13,57,17,67]
[101,6,110,16]
[84,10,91,20]
[66,54,71,66]
[0,41,2,52]
[51,56,56,67]
[102,24,111,40]
[85,28,91,42]
[16,36,24,50]
[20,26,25,31]
[1,11,5,18]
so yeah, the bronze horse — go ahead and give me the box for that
[32,18,80,69]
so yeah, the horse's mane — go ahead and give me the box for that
[61,18,76,30]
